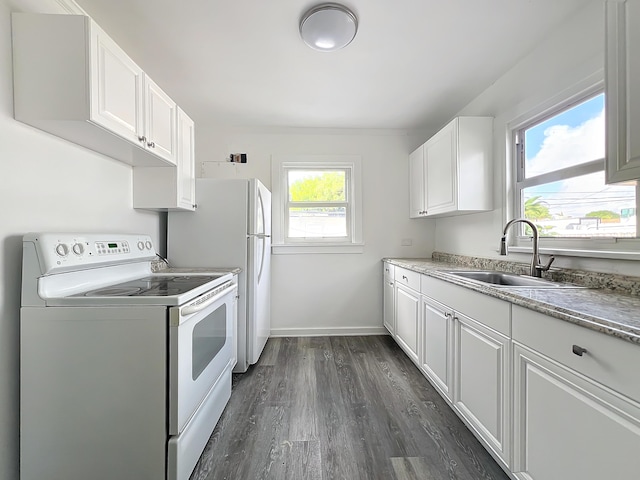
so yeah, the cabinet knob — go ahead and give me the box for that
[572,345,587,356]
[147,141,155,148]
[138,136,147,143]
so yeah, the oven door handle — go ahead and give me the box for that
[180,284,237,317]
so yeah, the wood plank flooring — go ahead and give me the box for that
[190,336,510,480]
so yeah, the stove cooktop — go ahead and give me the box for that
[73,275,226,298]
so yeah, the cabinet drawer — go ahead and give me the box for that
[383,262,395,280]
[395,267,420,291]
[512,305,640,402]
[421,276,510,335]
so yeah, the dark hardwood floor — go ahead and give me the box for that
[190,336,510,480]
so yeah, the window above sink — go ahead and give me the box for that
[508,81,640,259]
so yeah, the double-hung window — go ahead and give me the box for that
[513,89,639,256]
[285,168,351,241]
[271,155,363,253]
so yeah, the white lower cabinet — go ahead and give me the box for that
[395,283,420,364]
[384,265,640,480]
[382,263,395,335]
[453,312,510,466]
[419,275,511,467]
[420,295,453,401]
[512,342,640,480]
[512,305,640,480]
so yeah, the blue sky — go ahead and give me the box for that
[525,93,604,160]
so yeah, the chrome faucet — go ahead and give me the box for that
[500,218,555,277]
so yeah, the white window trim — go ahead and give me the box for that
[271,155,364,254]
[507,78,640,260]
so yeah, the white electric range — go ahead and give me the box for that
[20,233,238,480]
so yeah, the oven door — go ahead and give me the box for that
[168,280,237,435]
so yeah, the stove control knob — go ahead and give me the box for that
[72,243,85,255]
[55,243,69,257]
[145,241,153,250]
[137,241,145,251]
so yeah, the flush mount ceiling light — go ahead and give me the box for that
[299,3,358,52]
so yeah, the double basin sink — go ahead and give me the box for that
[445,270,585,289]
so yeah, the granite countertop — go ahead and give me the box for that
[384,257,640,346]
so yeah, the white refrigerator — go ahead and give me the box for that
[167,178,271,373]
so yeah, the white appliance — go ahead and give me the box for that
[168,178,271,373]
[20,233,238,480]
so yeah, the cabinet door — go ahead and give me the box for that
[606,0,640,183]
[144,76,177,164]
[409,145,425,218]
[454,312,510,465]
[420,295,453,401]
[89,21,144,144]
[512,342,640,480]
[383,277,395,335]
[425,120,458,214]
[395,284,420,364]
[176,108,195,210]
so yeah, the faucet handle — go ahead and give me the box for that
[536,255,555,273]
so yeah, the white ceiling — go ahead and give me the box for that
[74,0,590,130]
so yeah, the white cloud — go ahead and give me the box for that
[526,109,605,177]
[524,108,635,218]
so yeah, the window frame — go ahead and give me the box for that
[284,166,352,244]
[271,155,364,254]
[508,82,640,259]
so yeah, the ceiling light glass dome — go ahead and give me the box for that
[299,3,358,52]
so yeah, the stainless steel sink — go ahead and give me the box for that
[444,271,585,288]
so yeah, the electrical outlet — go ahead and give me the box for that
[401,238,412,246]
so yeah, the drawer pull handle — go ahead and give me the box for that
[402,275,408,281]
[572,345,587,357]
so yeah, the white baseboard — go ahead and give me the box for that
[270,326,389,337]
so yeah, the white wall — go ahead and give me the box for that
[434,0,639,276]
[0,1,162,479]
[196,127,435,335]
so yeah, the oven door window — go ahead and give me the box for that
[192,304,227,380]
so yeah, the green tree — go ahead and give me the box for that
[524,196,551,220]
[585,210,620,219]
[290,172,345,201]
[524,196,556,236]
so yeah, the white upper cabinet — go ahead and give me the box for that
[89,23,144,146]
[409,145,426,217]
[143,76,177,164]
[409,117,493,218]
[606,0,640,184]
[176,108,196,210]
[12,14,178,167]
[133,107,195,211]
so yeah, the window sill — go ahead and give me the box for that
[272,243,365,255]
[509,246,640,261]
